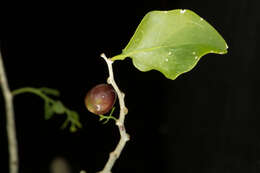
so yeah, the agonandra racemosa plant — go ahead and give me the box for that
[0,9,228,173]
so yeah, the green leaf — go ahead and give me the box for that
[44,102,54,120]
[60,110,82,132]
[61,119,70,129]
[70,125,77,133]
[52,101,65,114]
[112,9,228,80]
[70,111,82,128]
[39,87,60,97]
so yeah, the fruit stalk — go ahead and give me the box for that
[98,53,130,173]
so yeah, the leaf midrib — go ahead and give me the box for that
[111,43,224,61]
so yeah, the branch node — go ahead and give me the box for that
[115,120,120,126]
[107,77,111,84]
[110,152,118,159]
[124,133,130,141]
[121,92,125,97]
[123,107,128,114]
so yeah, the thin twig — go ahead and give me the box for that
[0,51,19,173]
[98,53,130,173]
[12,87,54,103]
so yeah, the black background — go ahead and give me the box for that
[0,0,259,172]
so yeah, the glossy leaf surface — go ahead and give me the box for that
[112,9,228,80]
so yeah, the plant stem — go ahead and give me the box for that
[12,87,54,103]
[0,51,19,173]
[98,53,130,173]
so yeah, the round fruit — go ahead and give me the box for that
[85,84,117,115]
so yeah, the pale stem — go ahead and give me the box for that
[0,51,19,173]
[97,53,130,173]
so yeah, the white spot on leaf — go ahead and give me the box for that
[200,18,203,21]
[192,52,196,55]
[195,56,198,59]
[165,58,169,62]
[168,52,172,55]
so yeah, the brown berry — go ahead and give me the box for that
[85,84,117,115]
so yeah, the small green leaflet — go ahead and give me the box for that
[112,9,228,80]
[44,102,54,120]
[39,87,60,97]
[52,101,65,114]
[12,87,82,132]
